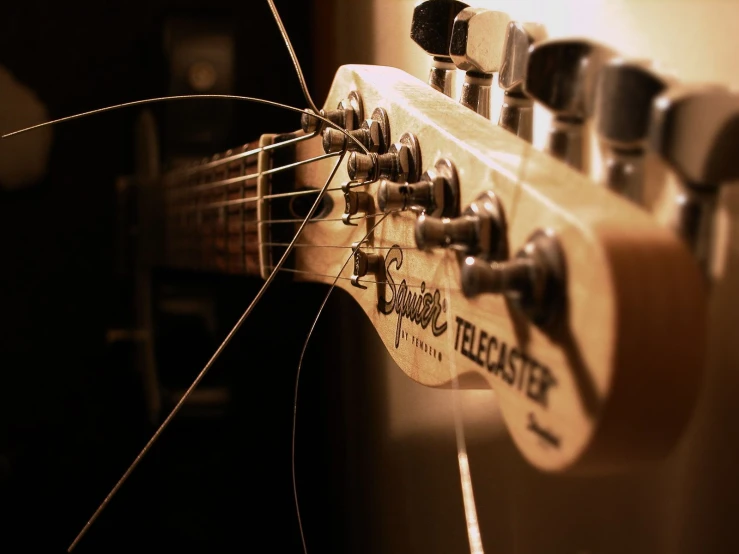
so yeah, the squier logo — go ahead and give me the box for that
[380,245,448,348]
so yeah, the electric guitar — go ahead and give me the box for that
[146,63,706,474]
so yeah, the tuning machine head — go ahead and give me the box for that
[450,7,511,117]
[301,90,364,134]
[415,190,508,261]
[525,38,618,171]
[461,229,565,329]
[347,132,422,183]
[497,21,547,141]
[649,85,739,270]
[378,157,459,218]
[411,0,470,96]
[322,107,391,154]
[594,59,672,200]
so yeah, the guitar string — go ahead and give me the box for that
[290,212,391,554]
[264,266,457,291]
[66,151,346,553]
[165,131,315,177]
[166,151,340,197]
[443,257,485,554]
[1,95,370,155]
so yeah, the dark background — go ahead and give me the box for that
[0,1,354,551]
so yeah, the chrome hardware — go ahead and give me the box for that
[350,241,384,289]
[411,0,470,97]
[649,85,739,272]
[347,132,422,183]
[497,21,547,142]
[342,190,375,226]
[378,157,459,218]
[450,7,510,117]
[322,107,391,154]
[414,190,507,261]
[525,38,618,171]
[461,229,566,329]
[595,59,671,202]
[301,90,364,134]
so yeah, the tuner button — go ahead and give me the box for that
[595,59,672,200]
[411,0,470,96]
[461,229,565,329]
[524,38,618,171]
[414,191,507,261]
[649,85,739,271]
[497,21,547,141]
[450,8,510,117]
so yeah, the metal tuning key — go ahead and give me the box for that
[350,241,384,289]
[410,0,470,97]
[347,132,422,183]
[322,107,391,154]
[461,229,565,329]
[525,38,618,172]
[301,90,364,134]
[497,21,547,142]
[415,190,507,261]
[450,7,511,117]
[378,157,459,217]
[649,85,739,272]
[595,59,672,202]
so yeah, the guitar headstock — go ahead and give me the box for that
[273,64,706,473]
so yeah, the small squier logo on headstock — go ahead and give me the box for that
[379,245,448,351]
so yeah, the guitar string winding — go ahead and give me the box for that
[290,212,391,554]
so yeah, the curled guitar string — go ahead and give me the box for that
[443,256,484,554]
[290,211,391,554]
[66,153,345,552]
[1,95,370,156]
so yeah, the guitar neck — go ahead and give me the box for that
[158,131,316,277]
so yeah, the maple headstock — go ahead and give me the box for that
[276,64,706,473]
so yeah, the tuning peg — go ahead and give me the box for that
[649,85,739,271]
[524,38,618,172]
[415,190,508,261]
[449,7,510,117]
[461,229,565,328]
[594,59,672,202]
[497,21,547,142]
[301,90,365,134]
[322,107,391,154]
[347,132,422,183]
[377,157,459,218]
[410,0,470,97]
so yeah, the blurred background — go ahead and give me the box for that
[2,1,739,553]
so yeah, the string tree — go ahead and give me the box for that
[525,38,618,172]
[350,240,385,291]
[322,107,391,154]
[347,132,422,183]
[300,90,365,134]
[414,189,508,262]
[497,21,547,142]
[378,157,459,218]
[461,229,566,330]
[342,188,376,226]
[410,0,470,97]
[450,7,511,118]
